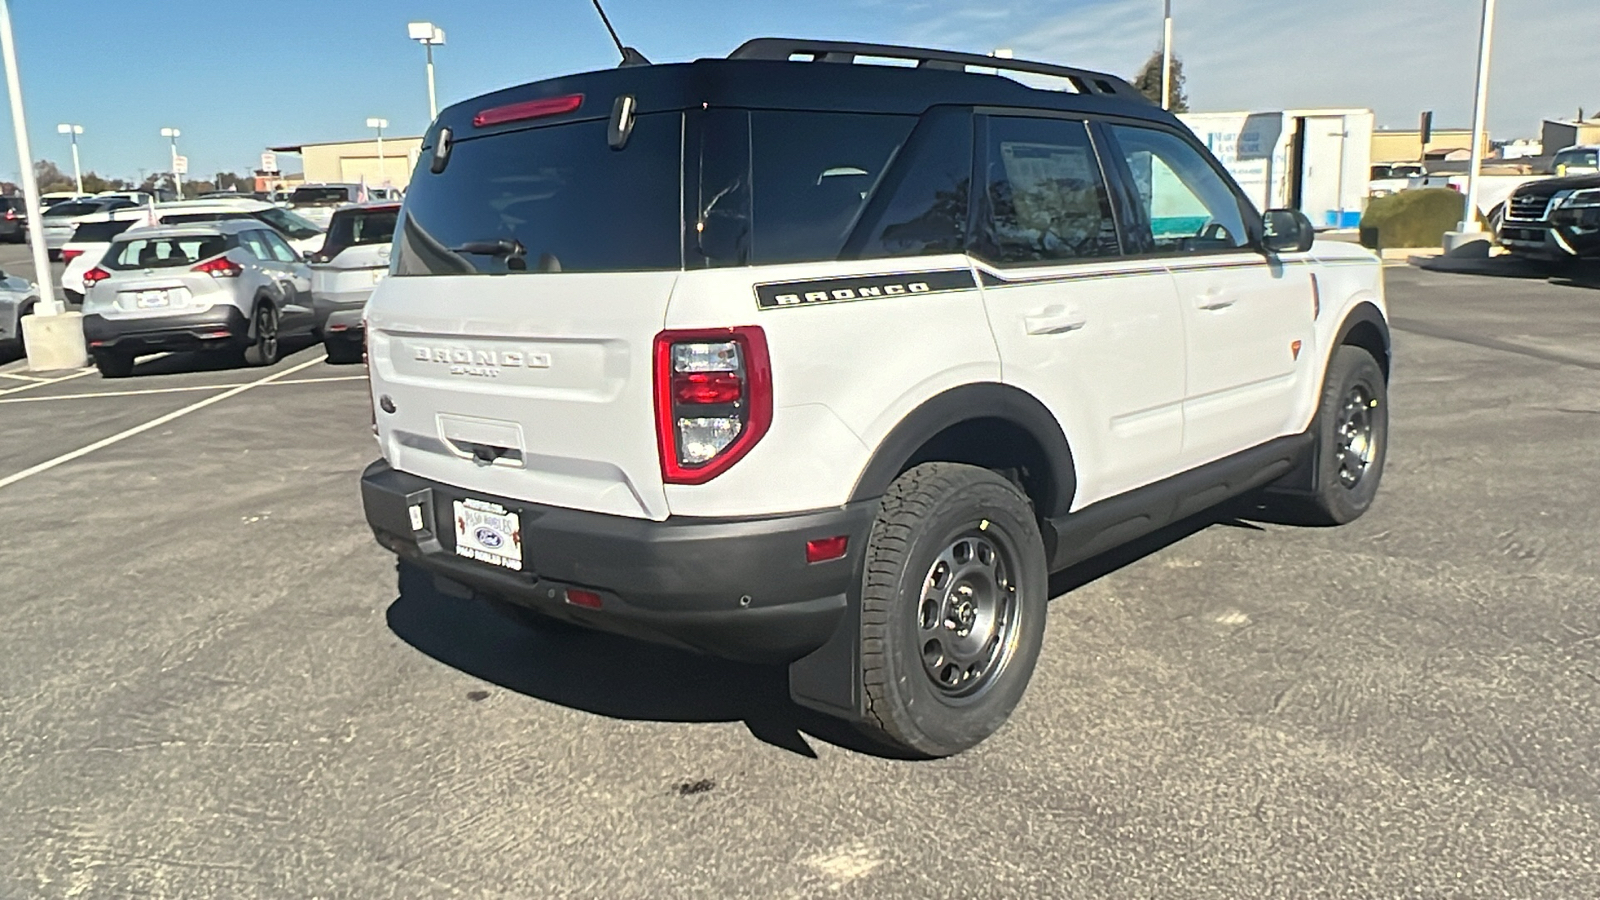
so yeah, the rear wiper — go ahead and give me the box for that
[450,238,526,260]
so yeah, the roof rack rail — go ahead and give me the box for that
[728,38,1150,104]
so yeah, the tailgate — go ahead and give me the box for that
[367,272,677,521]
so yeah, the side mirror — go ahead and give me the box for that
[1261,209,1316,253]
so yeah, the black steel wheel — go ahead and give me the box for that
[1279,345,1388,525]
[858,462,1047,758]
[243,302,280,367]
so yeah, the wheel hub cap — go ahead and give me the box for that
[1335,385,1376,489]
[917,532,1018,698]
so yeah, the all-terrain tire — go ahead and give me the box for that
[858,462,1048,758]
[1279,345,1388,525]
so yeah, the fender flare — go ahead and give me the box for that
[1331,300,1391,378]
[847,382,1078,518]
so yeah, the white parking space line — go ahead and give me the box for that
[0,375,367,406]
[0,367,96,397]
[0,372,49,383]
[0,355,329,493]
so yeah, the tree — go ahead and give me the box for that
[33,159,72,193]
[1131,50,1188,112]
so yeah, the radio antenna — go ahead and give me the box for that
[590,0,650,67]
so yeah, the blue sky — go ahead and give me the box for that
[3,0,1598,183]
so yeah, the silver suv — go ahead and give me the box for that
[80,220,315,377]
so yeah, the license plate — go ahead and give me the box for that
[452,498,522,571]
[134,290,170,309]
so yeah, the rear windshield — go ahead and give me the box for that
[45,202,102,218]
[329,208,398,247]
[71,220,140,243]
[396,114,682,275]
[105,235,232,270]
[291,187,351,205]
[253,207,323,240]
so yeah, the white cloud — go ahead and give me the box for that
[902,0,1600,139]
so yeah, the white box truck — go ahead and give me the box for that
[1181,109,1374,229]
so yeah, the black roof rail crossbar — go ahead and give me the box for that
[728,38,1150,104]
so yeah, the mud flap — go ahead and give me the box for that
[787,591,866,722]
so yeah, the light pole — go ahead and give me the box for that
[1460,0,1497,233]
[366,117,388,184]
[407,21,445,121]
[56,123,83,195]
[160,127,181,199]
[1160,0,1174,111]
[3,0,87,371]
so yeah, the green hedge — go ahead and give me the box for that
[1359,188,1481,250]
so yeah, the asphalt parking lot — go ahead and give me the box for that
[3,250,1600,898]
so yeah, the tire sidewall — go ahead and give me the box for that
[876,477,1047,754]
[244,301,280,366]
[1316,347,1388,523]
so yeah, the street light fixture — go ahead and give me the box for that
[160,127,181,199]
[407,21,446,121]
[56,123,83,195]
[366,117,388,184]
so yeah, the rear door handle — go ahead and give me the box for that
[1195,289,1235,311]
[1024,306,1088,335]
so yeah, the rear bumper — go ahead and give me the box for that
[361,460,877,663]
[323,308,365,337]
[83,306,248,354]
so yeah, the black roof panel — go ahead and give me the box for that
[432,43,1175,146]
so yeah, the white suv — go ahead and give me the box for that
[361,40,1390,757]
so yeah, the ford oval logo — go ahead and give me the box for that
[475,527,505,549]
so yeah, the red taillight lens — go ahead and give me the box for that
[473,93,583,128]
[653,327,771,485]
[4,209,15,220]
[193,257,242,278]
[60,249,83,263]
[805,536,849,564]
[673,371,743,405]
[81,267,110,286]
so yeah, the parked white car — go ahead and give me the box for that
[287,184,364,229]
[39,197,140,259]
[309,202,398,363]
[59,200,326,302]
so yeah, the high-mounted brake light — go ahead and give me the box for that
[81,267,110,286]
[653,327,772,485]
[193,257,242,278]
[60,249,83,263]
[473,93,584,128]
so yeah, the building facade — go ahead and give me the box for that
[267,136,425,190]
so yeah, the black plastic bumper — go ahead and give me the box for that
[83,306,248,353]
[361,460,877,665]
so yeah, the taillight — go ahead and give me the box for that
[193,257,242,278]
[653,327,771,485]
[60,249,83,263]
[4,209,15,220]
[81,267,110,286]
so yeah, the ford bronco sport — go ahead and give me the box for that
[361,39,1390,757]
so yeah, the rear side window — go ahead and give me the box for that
[975,116,1120,264]
[253,208,323,240]
[45,202,101,218]
[106,235,231,269]
[329,208,398,247]
[71,220,140,243]
[291,187,352,205]
[845,108,972,260]
[396,114,683,275]
[694,110,916,268]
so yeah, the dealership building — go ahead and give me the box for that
[263,136,424,192]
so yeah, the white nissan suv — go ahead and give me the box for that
[361,39,1390,758]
